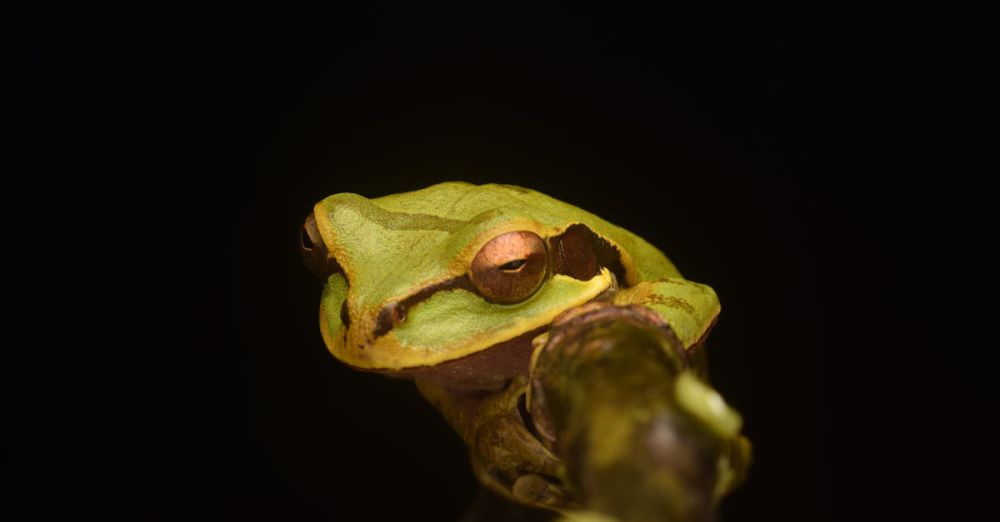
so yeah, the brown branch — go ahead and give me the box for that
[528,304,748,522]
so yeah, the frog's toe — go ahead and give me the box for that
[474,406,563,478]
[512,473,574,508]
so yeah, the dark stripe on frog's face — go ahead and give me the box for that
[372,275,478,338]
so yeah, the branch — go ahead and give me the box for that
[528,304,749,522]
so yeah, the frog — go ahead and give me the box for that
[299,182,749,514]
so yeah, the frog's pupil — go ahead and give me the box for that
[499,259,527,271]
[301,229,314,250]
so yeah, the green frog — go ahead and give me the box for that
[300,182,749,517]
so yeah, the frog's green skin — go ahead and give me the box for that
[312,182,719,372]
[304,182,745,512]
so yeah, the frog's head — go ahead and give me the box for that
[300,182,681,389]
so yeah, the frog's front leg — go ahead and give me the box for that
[416,376,573,509]
[609,277,722,356]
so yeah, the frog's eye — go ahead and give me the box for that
[470,231,548,303]
[299,212,343,280]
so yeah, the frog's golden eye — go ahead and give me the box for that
[470,231,548,303]
[299,212,343,281]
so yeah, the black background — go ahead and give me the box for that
[12,3,995,521]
